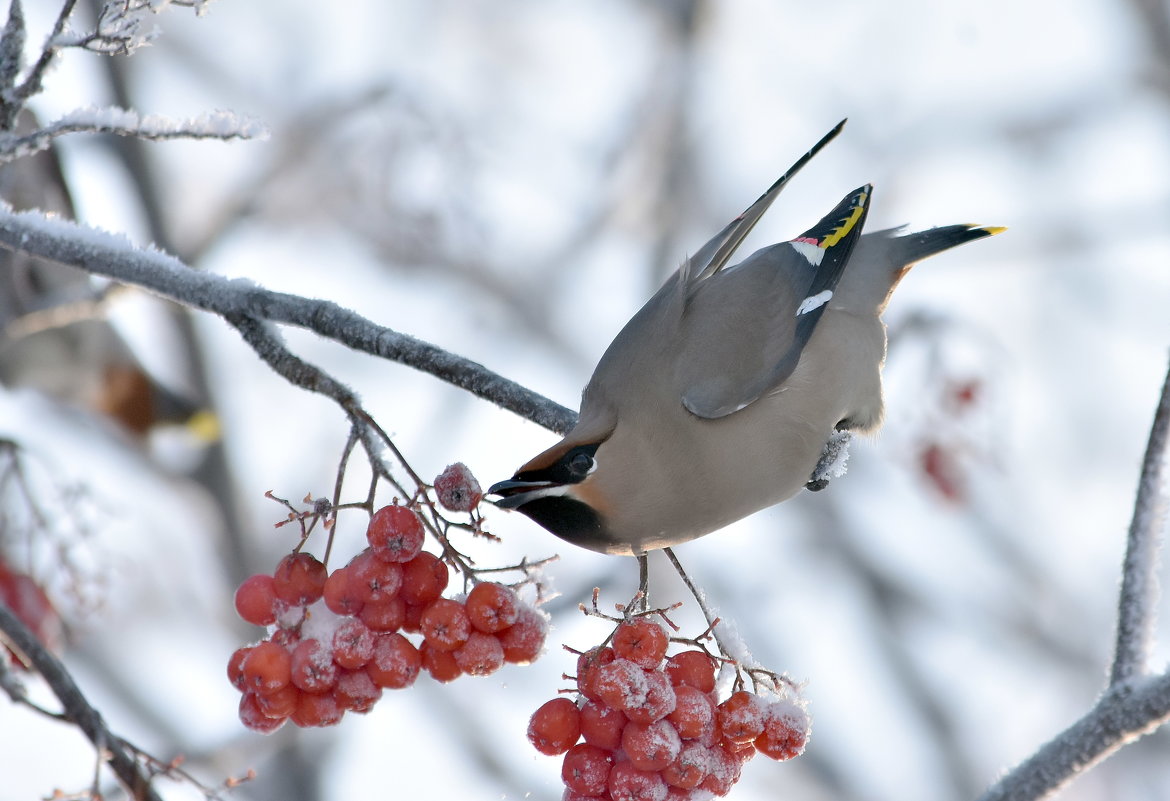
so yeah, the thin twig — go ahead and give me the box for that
[0,602,163,801]
[1111,355,1170,685]
[662,547,738,664]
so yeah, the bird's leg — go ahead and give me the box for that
[805,429,853,491]
[633,552,649,613]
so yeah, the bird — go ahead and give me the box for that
[488,120,1002,556]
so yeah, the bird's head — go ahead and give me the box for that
[488,436,622,553]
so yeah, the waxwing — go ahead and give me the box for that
[489,121,1002,556]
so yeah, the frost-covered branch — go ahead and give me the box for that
[0,106,267,163]
[0,0,240,141]
[0,204,579,434]
[0,602,164,801]
[976,674,1170,801]
[1111,356,1170,684]
[978,357,1170,801]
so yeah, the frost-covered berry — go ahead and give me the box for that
[367,505,425,563]
[612,617,669,669]
[433,463,483,512]
[561,744,614,796]
[465,582,520,633]
[498,603,547,664]
[454,631,505,676]
[273,553,328,606]
[754,699,810,761]
[621,718,681,771]
[717,691,766,744]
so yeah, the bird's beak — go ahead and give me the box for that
[487,478,557,508]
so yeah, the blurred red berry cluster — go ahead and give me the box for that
[0,557,62,667]
[529,618,809,800]
[228,495,546,732]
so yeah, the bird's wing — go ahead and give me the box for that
[680,185,872,419]
[681,120,846,295]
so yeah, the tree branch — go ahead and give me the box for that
[976,674,1170,801]
[1111,355,1170,684]
[0,602,164,801]
[0,203,578,435]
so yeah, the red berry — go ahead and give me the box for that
[291,690,343,728]
[560,743,614,796]
[255,684,300,718]
[528,697,582,756]
[754,700,809,761]
[625,668,676,725]
[290,638,338,693]
[348,549,403,603]
[359,597,406,632]
[0,563,59,656]
[453,631,505,676]
[227,646,253,691]
[272,553,327,606]
[420,598,471,652]
[400,602,425,634]
[400,552,449,606]
[239,691,286,733]
[332,618,375,669]
[420,640,463,683]
[699,744,742,796]
[579,699,627,750]
[241,640,291,694]
[668,685,716,740]
[498,603,547,664]
[322,566,364,616]
[366,505,425,563]
[621,718,681,771]
[665,650,716,693]
[576,646,616,701]
[717,691,766,744]
[367,632,422,689]
[594,657,646,711]
[612,618,669,669]
[465,582,520,633]
[607,760,667,801]
[234,574,278,626]
[433,463,483,512]
[334,668,382,713]
[663,741,710,789]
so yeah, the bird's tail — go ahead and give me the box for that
[836,224,1005,314]
[893,224,1005,265]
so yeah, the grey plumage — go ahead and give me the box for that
[489,123,1001,555]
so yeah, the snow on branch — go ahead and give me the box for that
[0,203,579,435]
[0,106,267,164]
[52,0,212,56]
[976,674,1170,801]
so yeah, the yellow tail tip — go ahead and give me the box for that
[973,224,1007,236]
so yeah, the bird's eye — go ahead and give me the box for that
[568,451,595,477]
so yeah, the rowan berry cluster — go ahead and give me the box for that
[228,497,547,732]
[527,618,809,800]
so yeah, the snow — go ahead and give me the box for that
[53,105,268,140]
[298,599,347,645]
[812,429,853,482]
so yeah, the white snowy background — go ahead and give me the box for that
[3,1,1170,800]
